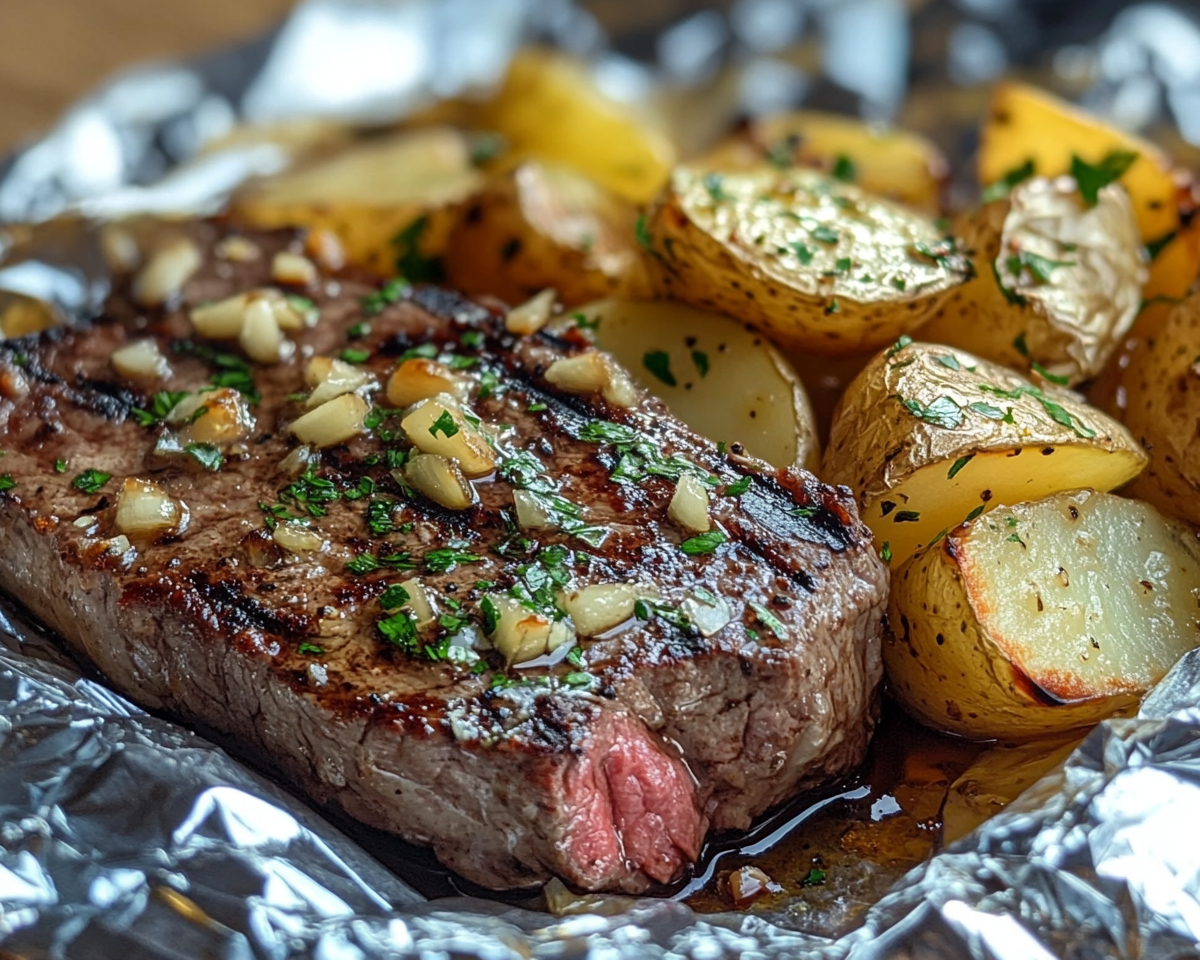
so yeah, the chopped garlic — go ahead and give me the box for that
[560,583,642,637]
[273,521,328,554]
[272,251,319,286]
[544,350,637,408]
[112,339,171,381]
[387,359,468,408]
[240,296,294,364]
[669,474,711,533]
[214,236,261,262]
[505,288,557,335]
[403,453,476,510]
[306,358,375,409]
[133,238,202,307]
[289,393,369,448]
[484,594,575,665]
[115,478,187,539]
[401,399,496,478]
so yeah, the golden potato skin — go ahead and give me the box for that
[1121,291,1200,526]
[823,340,1147,566]
[646,166,971,357]
[980,81,1200,300]
[443,162,653,308]
[229,127,482,276]
[699,110,949,214]
[919,177,1146,386]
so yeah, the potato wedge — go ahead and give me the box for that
[979,82,1200,299]
[699,110,949,214]
[942,733,1083,844]
[443,161,653,308]
[229,126,483,276]
[561,299,818,471]
[646,166,971,357]
[919,176,1146,385]
[822,340,1147,567]
[887,489,1200,740]
[473,48,675,205]
[1120,291,1200,527]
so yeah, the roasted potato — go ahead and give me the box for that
[229,126,483,276]
[472,48,676,205]
[562,299,819,471]
[979,82,1200,300]
[443,161,653,308]
[919,175,1146,385]
[822,340,1147,567]
[887,489,1200,741]
[699,110,949,215]
[1120,291,1200,526]
[646,166,971,356]
[941,733,1083,844]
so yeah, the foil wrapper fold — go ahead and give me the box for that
[4,0,1200,956]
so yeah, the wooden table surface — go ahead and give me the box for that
[0,0,296,152]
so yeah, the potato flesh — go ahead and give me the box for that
[888,490,1200,741]
[572,299,818,470]
[964,492,1200,700]
[871,443,1147,567]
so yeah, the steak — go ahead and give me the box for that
[0,221,887,892]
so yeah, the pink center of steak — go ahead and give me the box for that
[563,713,704,889]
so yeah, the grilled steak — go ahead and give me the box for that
[0,222,887,892]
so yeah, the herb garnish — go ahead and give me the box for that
[1146,230,1177,261]
[898,395,963,430]
[171,341,260,403]
[393,216,444,283]
[1030,361,1070,386]
[361,278,409,316]
[1071,150,1138,206]
[425,547,483,574]
[131,390,189,427]
[691,350,710,377]
[429,410,459,439]
[792,242,814,265]
[947,454,974,479]
[643,350,677,387]
[185,442,224,472]
[724,476,752,497]
[831,154,857,183]
[680,530,728,555]
[810,225,839,245]
[981,158,1035,203]
[749,601,787,639]
[0,475,15,492]
[72,469,111,495]
[341,348,371,365]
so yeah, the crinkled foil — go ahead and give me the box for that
[5,1,1200,956]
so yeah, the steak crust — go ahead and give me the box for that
[0,222,887,891]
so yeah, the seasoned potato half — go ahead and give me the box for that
[887,489,1200,741]
[563,299,819,471]
[822,340,1147,567]
[1121,292,1200,527]
[230,126,483,276]
[647,166,972,356]
[473,48,675,205]
[443,161,653,308]
[920,176,1146,385]
[979,82,1200,299]
[699,110,949,214]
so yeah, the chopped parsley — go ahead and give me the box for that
[478,370,499,400]
[0,475,15,492]
[298,642,325,656]
[341,348,371,365]
[72,469,111,495]
[886,335,913,358]
[704,173,731,202]
[802,866,827,887]
[54,460,67,474]
[528,402,547,412]
[171,341,259,403]
[480,596,500,635]
[680,530,728,555]
[425,547,483,574]
[578,420,715,488]
[379,584,411,610]
[185,442,224,472]
[429,410,459,439]
[1031,361,1070,385]
[831,154,857,182]
[635,214,654,254]
[1146,230,1177,261]
[347,321,371,340]
[345,550,414,575]
[280,468,340,519]
[566,646,585,668]
[643,350,677,387]
[968,400,1014,423]
[894,510,920,523]
[724,476,752,497]
[360,278,410,316]
[810,225,839,245]
[1006,250,1075,284]
[825,298,841,315]
[992,260,1027,306]
[1012,332,1030,356]
[791,242,814,265]
[898,395,963,430]
[366,497,399,536]
[393,216,444,283]
[131,390,189,427]
[834,256,853,274]
[1071,150,1138,206]
[378,610,419,651]
[981,158,1035,203]
[935,353,963,371]
[966,505,985,522]
[691,350,710,378]
[880,541,892,563]
[748,601,786,640]
[947,454,974,480]
[635,597,693,634]
[891,277,907,292]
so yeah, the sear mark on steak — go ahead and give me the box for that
[0,221,888,893]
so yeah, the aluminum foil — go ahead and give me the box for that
[5,0,1200,956]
